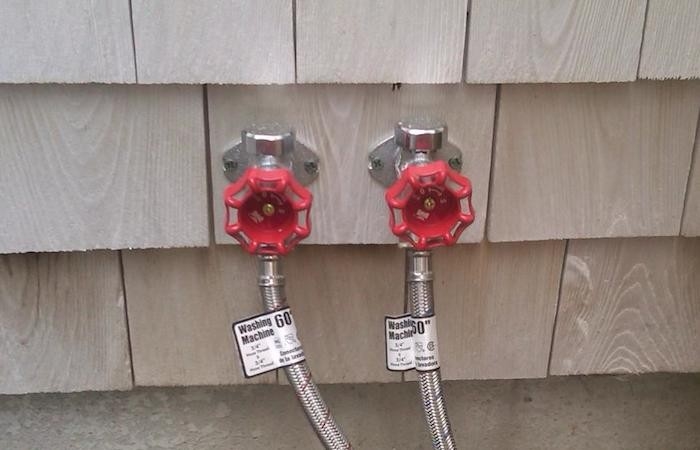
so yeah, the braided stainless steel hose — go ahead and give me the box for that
[407,250,457,450]
[258,255,352,450]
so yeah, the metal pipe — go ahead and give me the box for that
[407,250,457,450]
[258,255,352,450]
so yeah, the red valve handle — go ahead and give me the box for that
[224,167,312,255]
[385,160,475,250]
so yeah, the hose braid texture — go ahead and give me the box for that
[408,251,457,450]
[258,256,352,450]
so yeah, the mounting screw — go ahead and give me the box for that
[370,157,384,170]
[448,157,462,170]
[304,160,318,175]
[224,160,238,171]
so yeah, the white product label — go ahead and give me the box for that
[232,307,305,378]
[385,314,440,372]
[412,316,440,372]
[385,314,415,371]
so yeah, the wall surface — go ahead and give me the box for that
[1,0,699,412]
[2,0,698,83]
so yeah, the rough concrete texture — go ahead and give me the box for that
[1,374,699,449]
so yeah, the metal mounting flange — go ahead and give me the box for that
[222,124,320,186]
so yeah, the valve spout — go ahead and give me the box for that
[407,250,434,284]
[258,254,284,287]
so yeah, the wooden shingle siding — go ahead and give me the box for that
[132,0,294,84]
[1,0,700,397]
[0,1,698,84]
[488,81,700,242]
[466,0,647,83]
[407,241,565,381]
[639,0,700,80]
[0,0,135,83]
[122,247,274,386]
[124,242,563,385]
[123,245,402,385]
[0,85,208,253]
[208,84,496,245]
[296,0,468,83]
[282,245,403,384]
[682,117,700,236]
[0,251,132,394]
[550,237,700,375]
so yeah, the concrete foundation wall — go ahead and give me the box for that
[1,374,698,449]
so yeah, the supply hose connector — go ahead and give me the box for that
[223,126,351,449]
[223,126,315,255]
[383,120,475,250]
[370,120,466,449]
